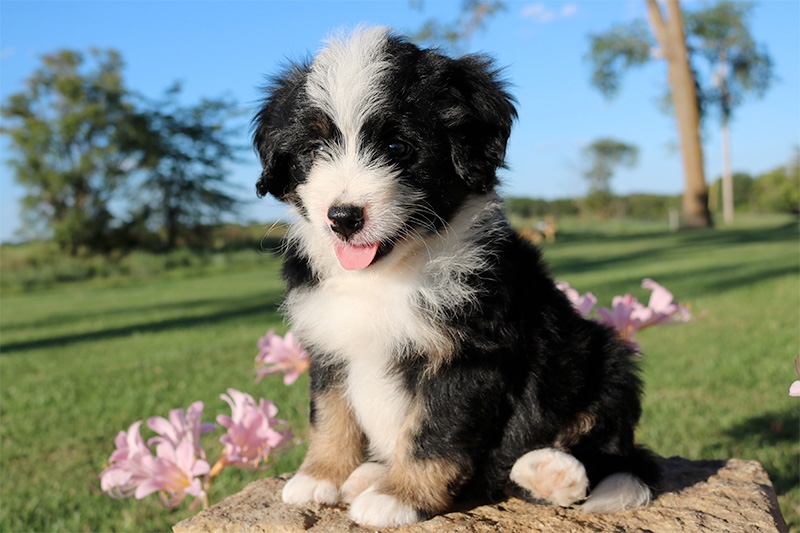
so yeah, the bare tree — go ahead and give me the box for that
[587,0,712,228]
[684,1,773,224]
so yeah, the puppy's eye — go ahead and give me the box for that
[311,144,330,160]
[387,140,413,161]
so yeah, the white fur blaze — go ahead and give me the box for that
[510,448,589,507]
[348,486,421,527]
[341,462,387,503]
[281,473,340,505]
[580,472,651,513]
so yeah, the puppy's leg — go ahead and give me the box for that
[341,462,387,503]
[349,456,461,527]
[282,389,365,505]
[510,448,589,507]
[348,403,462,527]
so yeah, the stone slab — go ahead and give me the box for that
[174,457,788,533]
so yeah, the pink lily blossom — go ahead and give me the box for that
[135,439,211,507]
[638,278,692,327]
[147,401,216,457]
[596,293,645,349]
[790,356,800,397]
[99,420,151,499]
[217,388,292,469]
[556,281,597,317]
[255,329,310,385]
[594,279,692,354]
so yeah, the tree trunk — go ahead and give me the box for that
[721,113,734,224]
[718,49,734,225]
[646,0,712,228]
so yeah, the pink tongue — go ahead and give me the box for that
[335,242,380,270]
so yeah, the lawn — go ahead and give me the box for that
[1,215,798,532]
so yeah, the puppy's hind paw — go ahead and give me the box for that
[349,487,422,527]
[510,448,589,507]
[282,472,340,505]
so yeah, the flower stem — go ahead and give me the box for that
[209,455,228,482]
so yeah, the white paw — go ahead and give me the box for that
[348,486,421,527]
[341,462,387,504]
[282,472,340,505]
[510,448,589,507]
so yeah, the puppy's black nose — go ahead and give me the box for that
[327,204,365,240]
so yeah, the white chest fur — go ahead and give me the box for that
[287,269,427,462]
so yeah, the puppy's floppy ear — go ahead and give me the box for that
[443,55,517,193]
[252,63,309,200]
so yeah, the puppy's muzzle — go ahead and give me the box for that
[328,204,365,241]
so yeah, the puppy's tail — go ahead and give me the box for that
[580,472,650,513]
[580,447,659,513]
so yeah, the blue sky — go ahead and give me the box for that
[1,0,798,243]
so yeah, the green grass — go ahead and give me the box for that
[1,215,798,531]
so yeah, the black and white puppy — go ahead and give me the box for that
[252,26,659,528]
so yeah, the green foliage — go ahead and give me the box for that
[586,0,773,126]
[579,138,639,217]
[585,19,653,99]
[0,223,287,293]
[506,197,579,219]
[1,48,244,255]
[2,216,797,531]
[621,193,682,220]
[706,150,800,215]
[127,84,244,251]
[581,138,639,193]
[0,49,135,253]
[411,0,506,50]
[752,149,800,214]
[684,0,774,121]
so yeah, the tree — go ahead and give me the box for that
[752,148,800,214]
[587,0,712,228]
[581,138,639,216]
[127,84,242,250]
[684,1,774,224]
[0,49,136,253]
[587,1,774,228]
[411,0,505,50]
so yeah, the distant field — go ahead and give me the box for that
[1,215,798,531]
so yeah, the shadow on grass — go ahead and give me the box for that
[554,220,798,246]
[548,220,799,297]
[9,296,275,333]
[0,291,284,355]
[721,409,800,496]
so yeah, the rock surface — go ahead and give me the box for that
[174,457,788,533]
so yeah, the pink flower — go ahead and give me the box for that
[100,420,151,498]
[135,439,211,507]
[638,278,692,327]
[255,329,310,385]
[596,293,646,351]
[556,281,597,317]
[595,279,692,353]
[217,388,292,469]
[790,356,800,397]
[101,404,215,507]
[147,401,216,458]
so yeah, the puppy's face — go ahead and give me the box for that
[253,27,516,272]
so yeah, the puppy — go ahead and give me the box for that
[252,26,659,528]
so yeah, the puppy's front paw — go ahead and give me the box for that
[282,472,340,505]
[510,448,589,507]
[341,462,387,503]
[349,487,421,527]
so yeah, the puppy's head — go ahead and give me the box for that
[253,26,516,272]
